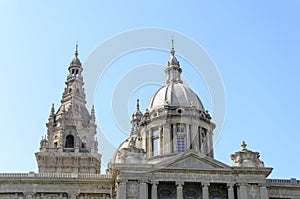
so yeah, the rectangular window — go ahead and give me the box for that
[177,136,185,153]
[153,138,160,156]
[152,130,160,156]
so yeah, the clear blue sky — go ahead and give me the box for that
[0,1,299,179]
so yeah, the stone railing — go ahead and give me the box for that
[0,172,111,179]
[267,178,300,185]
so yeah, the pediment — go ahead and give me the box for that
[155,151,231,170]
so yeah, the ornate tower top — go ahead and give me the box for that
[60,43,86,108]
[35,44,101,174]
[165,39,183,84]
[69,42,81,68]
[130,99,143,136]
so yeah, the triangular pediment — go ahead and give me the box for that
[154,151,231,170]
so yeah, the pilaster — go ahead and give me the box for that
[227,183,235,199]
[139,181,148,199]
[163,124,171,154]
[176,181,184,199]
[172,126,177,152]
[151,181,158,199]
[259,184,269,199]
[117,181,126,199]
[202,182,210,199]
[238,183,248,199]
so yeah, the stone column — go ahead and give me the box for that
[163,124,171,154]
[186,124,191,150]
[208,130,214,158]
[227,183,235,199]
[176,182,184,199]
[259,184,269,199]
[139,181,148,199]
[202,182,210,199]
[192,125,199,151]
[173,126,177,152]
[151,181,158,199]
[147,130,152,157]
[196,126,203,153]
[117,181,126,199]
[238,183,248,199]
[159,126,163,155]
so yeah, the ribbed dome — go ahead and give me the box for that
[148,82,204,111]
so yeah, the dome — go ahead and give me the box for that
[110,135,146,164]
[70,57,81,66]
[147,40,205,112]
[69,43,82,67]
[148,82,205,111]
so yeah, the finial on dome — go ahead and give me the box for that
[51,103,55,115]
[75,42,79,58]
[136,99,140,111]
[91,105,96,121]
[241,141,247,150]
[170,38,175,56]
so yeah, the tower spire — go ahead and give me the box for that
[170,38,175,56]
[75,42,79,58]
[50,103,55,116]
[91,105,96,121]
[136,99,140,111]
[165,39,182,84]
[130,99,143,136]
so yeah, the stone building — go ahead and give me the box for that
[0,41,299,199]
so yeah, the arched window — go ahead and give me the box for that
[65,135,74,148]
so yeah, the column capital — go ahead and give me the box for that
[138,179,147,184]
[118,180,127,186]
[151,181,159,186]
[227,183,235,188]
[258,183,268,188]
[176,181,184,186]
[237,183,248,187]
[68,193,78,199]
[202,182,210,187]
[24,193,34,199]
[163,124,171,129]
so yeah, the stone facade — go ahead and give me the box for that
[1,42,300,199]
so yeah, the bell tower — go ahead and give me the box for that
[35,44,101,174]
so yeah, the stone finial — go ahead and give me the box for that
[136,99,140,111]
[75,42,79,58]
[230,141,265,168]
[51,103,55,115]
[241,140,247,150]
[91,105,96,121]
[170,38,175,56]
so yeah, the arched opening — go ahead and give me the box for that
[65,135,74,148]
